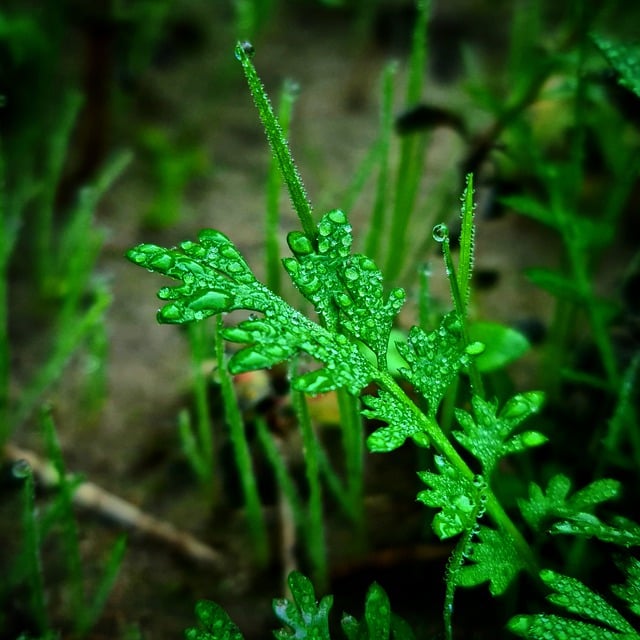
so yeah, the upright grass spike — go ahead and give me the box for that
[457,174,475,314]
[266,78,299,294]
[14,460,49,634]
[235,41,316,243]
[215,316,269,566]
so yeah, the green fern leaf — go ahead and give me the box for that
[613,558,640,618]
[185,600,245,640]
[397,312,469,417]
[283,210,405,367]
[508,569,640,639]
[518,474,622,532]
[273,571,332,639]
[417,455,479,539]
[456,526,526,595]
[127,226,374,395]
[508,614,634,639]
[363,390,429,453]
[453,392,546,476]
[592,34,640,99]
[341,581,415,640]
[551,515,640,547]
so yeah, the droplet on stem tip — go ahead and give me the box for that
[235,41,255,61]
[432,223,449,243]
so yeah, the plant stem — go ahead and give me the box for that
[215,317,268,566]
[365,61,396,265]
[18,462,49,633]
[236,41,316,243]
[377,371,538,577]
[384,0,431,281]
[187,323,216,499]
[265,78,299,294]
[337,388,365,542]
[291,380,327,589]
[437,226,485,399]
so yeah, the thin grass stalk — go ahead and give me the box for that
[384,0,430,281]
[336,388,365,538]
[178,411,207,485]
[78,535,127,637]
[433,223,484,399]
[187,323,215,498]
[0,146,14,446]
[12,287,111,430]
[215,316,268,565]
[456,174,475,313]
[290,378,326,588]
[254,416,305,526]
[40,409,85,630]
[16,461,49,633]
[340,137,382,218]
[418,262,432,329]
[35,92,82,295]
[235,42,315,242]
[385,133,427,281]
[315,439,353,520]
[265,78,299,294]
[57,151,131,316]
[365,61,397,265]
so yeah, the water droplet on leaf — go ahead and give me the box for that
[12,459,31,479]
[235,41,255,60]
[432,223,449,243]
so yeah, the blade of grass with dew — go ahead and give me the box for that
[432,187,484,399]
[457,174,475,314]
[235,41,315,243]
[215,316,268,565]
[266,78,299,294]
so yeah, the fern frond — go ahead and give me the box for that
[453,391,546,476]
[417,455,479,539]
[273,571,332,639]
[508,569,640,640]
[518,474,622,532]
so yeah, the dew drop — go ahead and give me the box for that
[328,209,347,224]
[12,459,31,479]
[235,41,255,60]
[288,231,313,256]
[465,341,485,356]
[318,238,330,253]
[336,293,352,307]
[432,223,449,243]
[344,267,358,281]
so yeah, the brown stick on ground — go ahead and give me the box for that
[4,442,226,570]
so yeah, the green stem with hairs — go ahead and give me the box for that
[235,42,316,243]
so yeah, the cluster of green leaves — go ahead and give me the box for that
[127,46,549,638]
[126,9,640,639]
[186,571,414,640]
